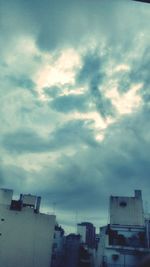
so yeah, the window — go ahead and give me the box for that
[112,254,119,261]
[119,201,127,207]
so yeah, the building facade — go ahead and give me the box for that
[51,224,65,267]
[0,188,56,267]
[96,190,150,267]
[64,234,81,267]
[77,222,96,249]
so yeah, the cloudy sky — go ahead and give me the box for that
[0,0,150,233]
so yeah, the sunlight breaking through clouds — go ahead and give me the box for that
[105,83,143,115]
[35,49,81,99]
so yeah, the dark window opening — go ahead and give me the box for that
[10,200,22,211]
[119,201,127,207]
[112,254,119,261]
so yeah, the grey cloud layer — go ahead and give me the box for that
[2,119,97,153]
[1,0,149,53]
[0,0,150,230]
[42,106,150,212]
[51,94,89,113]
[1,107,150,213]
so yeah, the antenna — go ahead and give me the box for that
[75,210,79,224]
[74,210,79,233]
[144,201,148,214]
[52,202,56,215]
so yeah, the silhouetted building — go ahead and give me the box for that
[51,224,65,267]
[65,234,81,267]
[79,245,91,267]
[77,222,96,248]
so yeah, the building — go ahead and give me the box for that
[77,222,97,267]
[77,222,96,249]
[64,234,81,267]
[51,224,65,267]
[96,190,150,267]
[0,188,56,267]
[79,245,92,267]
[110,190,144,226]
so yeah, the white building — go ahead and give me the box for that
[0,188,56,267]
[96,190,150,267]
[110,190,144,226]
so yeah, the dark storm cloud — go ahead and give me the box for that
[2,120,97,154]
[46,50,115,116]
[52,119,97,148]
[77,51,104,85]
[7,75,35,90]
[130,48,150,101]
[51,94,89,113]
[33,0,150,52]
[34,106,150,212]
[0,0,92,52]
[1,107,150,220]
[43,86,61,98]
[29,158,108,213]
[5,75,37,96]
[1,0,148,54]
[0,0,150,230]
[0,163,27,190]
[115,45,150,105]
[2,130,50,154]
[76,50,116,117]
[90,75,116,117]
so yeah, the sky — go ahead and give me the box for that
[0,0,150,233]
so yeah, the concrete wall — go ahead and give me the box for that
[0,189,13,205]
[0,190,56,267]
[51,227,65,267]
[54,230,64,251]
[110,190,144,226]
[102,248,140,267]
[96,226,108,267]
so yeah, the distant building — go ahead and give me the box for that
[0,188,56,267]
[51,224,65,267]
[64,233,81,267]
[96,190,150,267]
[79,245,92,267]
[77,222,96,249]
[144,213,150,249]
